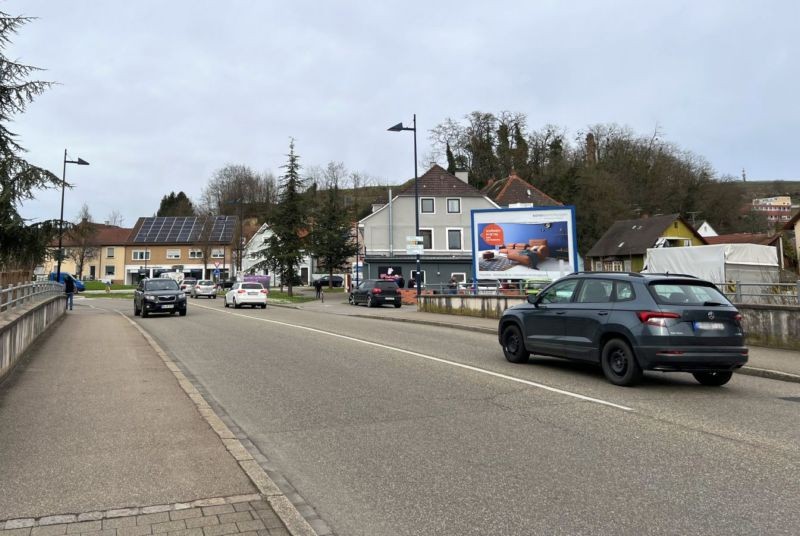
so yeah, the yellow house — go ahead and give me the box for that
[125,216,238,285]
[586,214,707,272]
[44,224,132,284]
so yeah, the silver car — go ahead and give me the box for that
[190,279,217,299]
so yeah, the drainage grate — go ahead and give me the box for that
[779,397,800,403]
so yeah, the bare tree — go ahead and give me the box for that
[67,204,97,279]
[106,210,124,226]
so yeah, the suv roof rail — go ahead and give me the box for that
[570,271,644,277]
[643,272,699,279]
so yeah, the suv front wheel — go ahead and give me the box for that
[502,325,530,363]
[601,338,642,386]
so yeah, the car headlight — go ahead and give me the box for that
[177,294,186,301]
[144,294,156,302]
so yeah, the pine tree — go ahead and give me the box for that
[0,11,60,271]
[258,139,308,297]
[306,165,358,288]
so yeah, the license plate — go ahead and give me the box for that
[248,292,258,295]
[161,304,174,309]
[694,321,724,331]
[384,297,394,301]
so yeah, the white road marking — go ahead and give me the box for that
[194,303,634,412]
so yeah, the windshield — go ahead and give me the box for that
[649,282,731,305]
[242,283,263,289]
[145,280,180,291]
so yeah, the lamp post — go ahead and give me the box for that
[355,223,364,288]
[388,114,420,296]
[55,150,90,282]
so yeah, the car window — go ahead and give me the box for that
[539,279,579,304]
[614,281,635,302]
[649,282,731,305]
[242,283,263,289]
[376,281,398,289]
[576,279,613,303]
[198,280,213,285]
[359,281,371,289]
[145,280,179,291]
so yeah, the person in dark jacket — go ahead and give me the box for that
[64,275,76,311]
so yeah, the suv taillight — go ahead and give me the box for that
[637,311,680,327]
[371,288,382,294]
[734,313,743,325]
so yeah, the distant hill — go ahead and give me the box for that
[739,180,800,200]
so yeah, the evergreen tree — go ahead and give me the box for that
[0,11,60,271]
[306,163,358,288]
[257,139,307,296]
[157,191,195,216]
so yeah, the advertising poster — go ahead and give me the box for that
[471,207,578,281]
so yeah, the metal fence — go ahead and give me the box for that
[409,279,800,306]
[717,281,800,306]
[1,281,64,315]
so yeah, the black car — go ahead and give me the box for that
[316,275,344,288]
[134,278,187,317]
[498,272,748,386]
[349,279,401,308]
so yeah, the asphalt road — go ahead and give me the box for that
[109,297,800,535]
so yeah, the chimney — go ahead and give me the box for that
[455,170,469,183]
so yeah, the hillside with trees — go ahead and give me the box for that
[430,112,754,253]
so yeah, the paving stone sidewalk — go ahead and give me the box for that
[1,495,289,536]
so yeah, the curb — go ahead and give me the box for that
[737,365,800,384]
[119,312,317,536]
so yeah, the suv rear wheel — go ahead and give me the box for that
[502,325,530,363]
[692,371,733,386]
[601,338,642,386]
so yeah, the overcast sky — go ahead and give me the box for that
[9,0,799,228]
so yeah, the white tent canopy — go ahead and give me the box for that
[643,244,778,284]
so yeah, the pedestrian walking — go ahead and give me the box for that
[314,279,323,299]
[64,275,76,311]
[448,277,457,294]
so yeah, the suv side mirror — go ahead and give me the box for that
[527,294,540,306]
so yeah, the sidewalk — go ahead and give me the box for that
[289,296,800,383]
[0,305,315,536]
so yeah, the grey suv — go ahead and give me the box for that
[498,272,748,386]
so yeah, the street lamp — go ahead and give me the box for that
[355,223,364,288]
[56,150,90,282]
[388,114,420,296]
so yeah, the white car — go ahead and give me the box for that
[224,282,268,309]
[191,279,217,299]
[179,278,197,294]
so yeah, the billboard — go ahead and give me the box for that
[471,206,578,281]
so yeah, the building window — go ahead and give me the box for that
[166,249,181,259]
[410,270,426,286]
[105,265,115,276]
[421,198,435,213]
[211,248,224,258]
[447,198,461,214]
[106,247,115,258]
[132,250,150,261]
[603,260,624,272]
[447,229,462,250]
[420,229,433,249]
[189,250,203,259]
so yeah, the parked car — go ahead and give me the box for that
[498,272,748,386]
[191,279,217,299]
[219,278,236,290]
[133,278,187,317]
[349,279,401,308]
[459,279,500,295]
[48,272,85,292]
[315,275,344,288]
[224,282,268,309]
[179,278,197,294]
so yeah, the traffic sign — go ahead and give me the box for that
[214,261,220,268]
[213,269,221,277]
[406,235,423,255]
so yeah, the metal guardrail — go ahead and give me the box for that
[1,281,64,315]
